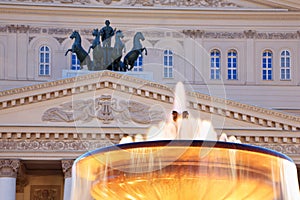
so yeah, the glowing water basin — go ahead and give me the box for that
[72,140,300,200]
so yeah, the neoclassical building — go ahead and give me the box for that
[1,0,300,199]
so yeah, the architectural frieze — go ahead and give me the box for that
[0,139,117,152]
[0,24,299,41]
[0,159,20,178]
[183,29,300,40]
[256,32,299,40]
[2,0,240,7]
[1,137,300,159]
[255,143,300,156]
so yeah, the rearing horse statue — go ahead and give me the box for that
[88,28,100,53]
[65,30,93,70]
[109,30,126,71]
[123,32,147,71]
[89,29,105,70]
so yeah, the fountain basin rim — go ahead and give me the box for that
[75,140,294,164]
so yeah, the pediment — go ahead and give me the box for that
[0,70,299,134]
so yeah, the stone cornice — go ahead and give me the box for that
[188,91,300,131]
[0,71,171,99]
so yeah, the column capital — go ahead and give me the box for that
[0,159,20,178]
[61,160,74,179]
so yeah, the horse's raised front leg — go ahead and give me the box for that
[143,47,148,56]
[65,49,72,56]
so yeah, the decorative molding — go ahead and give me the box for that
[3,0,240,7]
[244,30,257,39]
[61,160,74,178]
[256,32,299,40]
[5,25,30,34]
[254,143,300,155]
[183,30,205,38]
[1,24,298,41]
[0,71,171,98]
[0,159,20,178]
[0,139,116,151]
[48,28,73,35]
[188,91,300,131]
[183,29,300,40]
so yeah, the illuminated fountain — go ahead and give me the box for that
[71,83,300,200]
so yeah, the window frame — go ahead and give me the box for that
[71,53,81,70]
[163,49,173,78]
[262,50,273,81]
[227,49,238,80]
[280,50,291,80]
[133,54,143,72]
[38,45,51,76]
[210,49,221,80]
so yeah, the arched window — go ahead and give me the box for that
[210,49,221,80]
[133,54,143,72]
[39,45,51,76]
[163,49,173,78]
[262,50,273,80]
[280,50,291,80]
[71,53,81,70]
[227,49,237,80]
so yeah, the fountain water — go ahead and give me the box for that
[71,82,300,200]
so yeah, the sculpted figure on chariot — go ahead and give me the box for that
[100,20,116,48]
[65,20,147,71]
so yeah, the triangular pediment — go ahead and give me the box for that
[0,70,299,133]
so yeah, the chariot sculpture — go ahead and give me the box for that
[65,20,147,71]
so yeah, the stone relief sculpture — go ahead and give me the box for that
[42,99,97,122]
[30,185,60,200]
[65,20,147,71]
[42,95,165,124]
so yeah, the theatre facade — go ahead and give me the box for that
[1,0,300,199]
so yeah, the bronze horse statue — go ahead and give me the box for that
[108,30,126,71]
[88,28,100,53]
[89,29,105,70]
[123,32,147,71]
[65,30,93,70]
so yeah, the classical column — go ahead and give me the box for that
[0,159,20,200]
[62,160,74,200]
